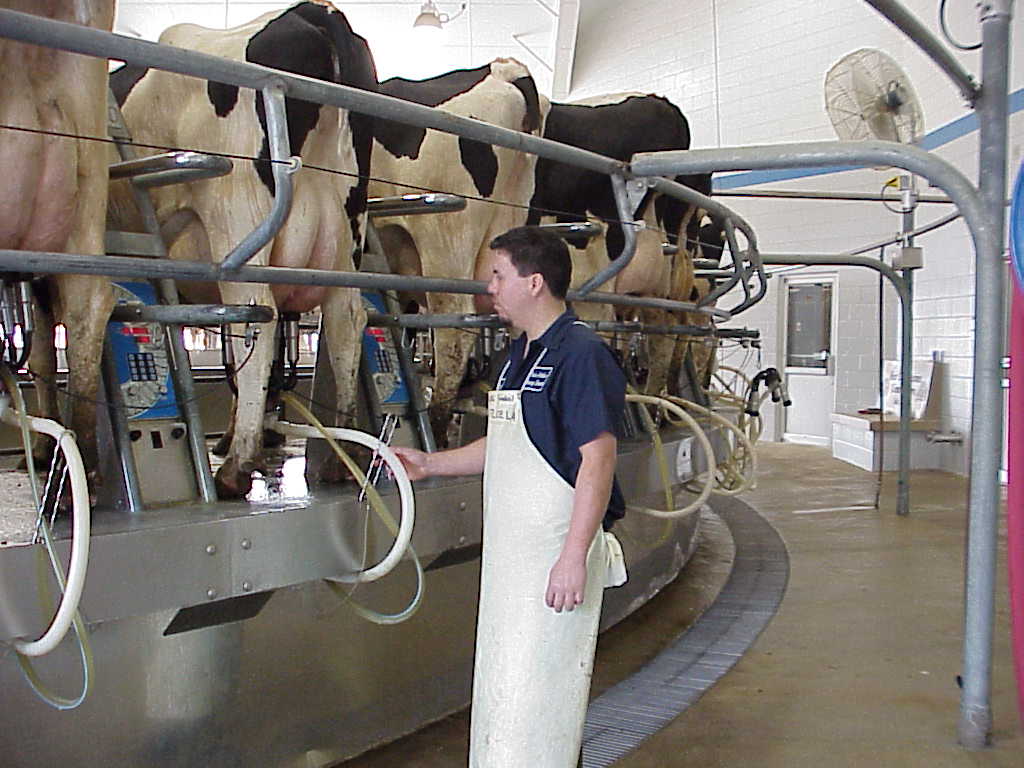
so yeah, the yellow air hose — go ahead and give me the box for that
[0,363,94,709]
[275,393,423,625]
[624,393,716,518]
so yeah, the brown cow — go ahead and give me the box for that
[0,0,116,482]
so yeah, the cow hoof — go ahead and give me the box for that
[214,460,255,500]
[211,434,232,458]
[263,427,286,450]
[314,445,372,486]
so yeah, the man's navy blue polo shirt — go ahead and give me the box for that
[495,310,626,529]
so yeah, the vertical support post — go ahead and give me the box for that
[959,0,1013,750]
[897,174,916,516]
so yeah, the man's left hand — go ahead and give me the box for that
[546,556,587,613]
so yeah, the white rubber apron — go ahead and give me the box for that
[469,386,625,767]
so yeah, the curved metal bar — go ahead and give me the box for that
[646,175,765,315]
[367,193,466,218]
[221,86,293,272]
[862,0,980,105]
[699,218,746,307]
[631,142,991,262]
[109,151,233,188]
[575,174,638,295]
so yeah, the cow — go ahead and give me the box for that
[110,2,377,498]
[526,92,712,396]
[0,0,116,485]
[369,59,547,447]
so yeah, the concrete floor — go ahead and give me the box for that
[341,442,1023,767]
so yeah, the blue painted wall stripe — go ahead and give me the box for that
[712,87,1023,191]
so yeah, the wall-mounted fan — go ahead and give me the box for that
[824,48,924,144]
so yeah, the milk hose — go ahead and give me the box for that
[272,393,422,625]
[0,364,93,708]
[624,393,716,518]
[661,394,758,495]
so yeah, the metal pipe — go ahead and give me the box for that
[364,226,435,452]
[537,221,603,239]
[630,143,992,274]
[109,151,233,188]
[100,336,143,514]
[220,86,294,272]
[110,303,275,325]
[364,311,758,339]
[959,0,1012,750]
[845,210,962,256]
[0,248,720,318]
[647,175,766,314]
[761,251,913,517]
[575,174,638,295]
[861,0,980,105]
[896,174,918,519]
[366,312,504,330]
[714,188,955,203]
[366,193,466,218]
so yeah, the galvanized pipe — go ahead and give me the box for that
[715,188,955,204]
[959,0,1012,750]
[537,221,603,240]
[109,151,233,188]
[761,252,913,517]
[364,311,757,339]
[220,86,293,272]
[631,143,992,271]
[366,193,466,218]
[862,0,980,105]
[0,248,725,318]
[575,174,638,295]
[110,303,275,325]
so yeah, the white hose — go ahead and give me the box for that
[0,398,90,657]
[625,394,717,519]
[268,418,415,583]
[662,395,758,496]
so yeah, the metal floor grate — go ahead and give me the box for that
[582,496,790,766]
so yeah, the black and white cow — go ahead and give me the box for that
[527,93,712,395]
[369,59,547,446]
[110,2,377,497]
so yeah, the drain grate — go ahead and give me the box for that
[582,496,789,766]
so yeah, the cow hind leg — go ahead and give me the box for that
[213,284,276,499]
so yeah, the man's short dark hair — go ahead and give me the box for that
[489,226,572,300]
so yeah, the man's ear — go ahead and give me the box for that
[529,272,545,296]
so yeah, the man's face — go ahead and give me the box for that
[487,249,537,327]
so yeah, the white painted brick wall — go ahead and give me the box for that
[570,0,1023,477]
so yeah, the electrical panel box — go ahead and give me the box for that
[108,282,196,505]
[360,292,411,414]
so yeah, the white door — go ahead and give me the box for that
[782,276,836,445]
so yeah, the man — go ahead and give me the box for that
[394,226,627,767]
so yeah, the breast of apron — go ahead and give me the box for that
[469,383,608,768]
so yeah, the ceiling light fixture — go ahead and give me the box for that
[413,1,466,32]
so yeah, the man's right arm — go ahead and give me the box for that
[392,437,487,481]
